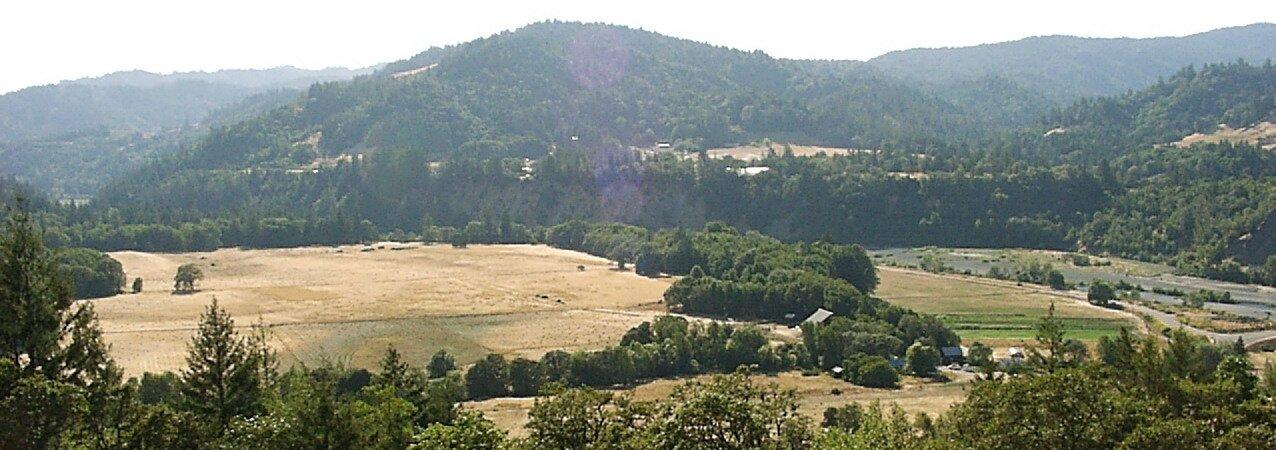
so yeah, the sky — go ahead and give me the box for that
[3,0,1274,93]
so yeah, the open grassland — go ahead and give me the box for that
[95,244,672,376]
[875,267,1136,345]
[468,371,973,437]
[1175,121,1276,150]
[704,144,873,161]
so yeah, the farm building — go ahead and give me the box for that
[803,308,834,325]
[940,346,965,364]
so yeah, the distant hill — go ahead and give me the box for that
[0,66,369,197]
[868,23,1276,104]
[0,66,371,142]
[64,66,372,89]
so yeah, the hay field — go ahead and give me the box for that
[705,144,874,161]
[876,267,1136,345]
[94,244,671,376]
[1175,121,1276,150]
[468,371,973,437]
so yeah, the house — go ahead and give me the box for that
[655,140,672,149]
[1007,347,1025,359]
[802,308,834,325]
[888,357,906,371]
[940,346,965,364]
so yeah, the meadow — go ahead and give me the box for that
[95,244,671,376]
[875,267,1137,345]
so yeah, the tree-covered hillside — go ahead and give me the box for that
[868,22,1276,103]
[0,66,370,142]
[0,67,369,197]
[1047,61,1276,147]
[162,21,985,171]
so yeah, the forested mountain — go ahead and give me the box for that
[1047,61,1276,147]
[869,23,1276,104]
[0,67,369,197]
[153,21,984,172]
[0,66,370,142]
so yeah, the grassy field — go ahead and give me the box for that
[95,244,672,376]
[875,267,1136,345]
[704,144,873,161]
[468,370,973,437]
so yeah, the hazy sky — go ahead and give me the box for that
[4,0,1273,93]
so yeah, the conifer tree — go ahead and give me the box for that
[0,204,120,448]
[180,298,271,433]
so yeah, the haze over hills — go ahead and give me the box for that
[0,65,372,142]
[63,66,374,90]
[0,66,370,196]
[868,22,1276,103]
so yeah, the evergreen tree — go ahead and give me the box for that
[180,298,271,434]
[0,204,121,448]
[378,346,416,392]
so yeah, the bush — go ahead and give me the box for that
[1088,281,1116,306]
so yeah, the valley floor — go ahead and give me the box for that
[95,244,671,376]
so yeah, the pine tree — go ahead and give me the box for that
[1028,303,1068,373]
[0,204,121,448]
[180,298,269,433]
[379,346,415,391]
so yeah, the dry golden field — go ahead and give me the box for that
[94,244,671,376]
[704,144,873,161]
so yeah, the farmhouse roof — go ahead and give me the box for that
[803,308,834,324]
[941,346,964,358]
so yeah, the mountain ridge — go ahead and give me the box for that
[867,22,1276,102]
